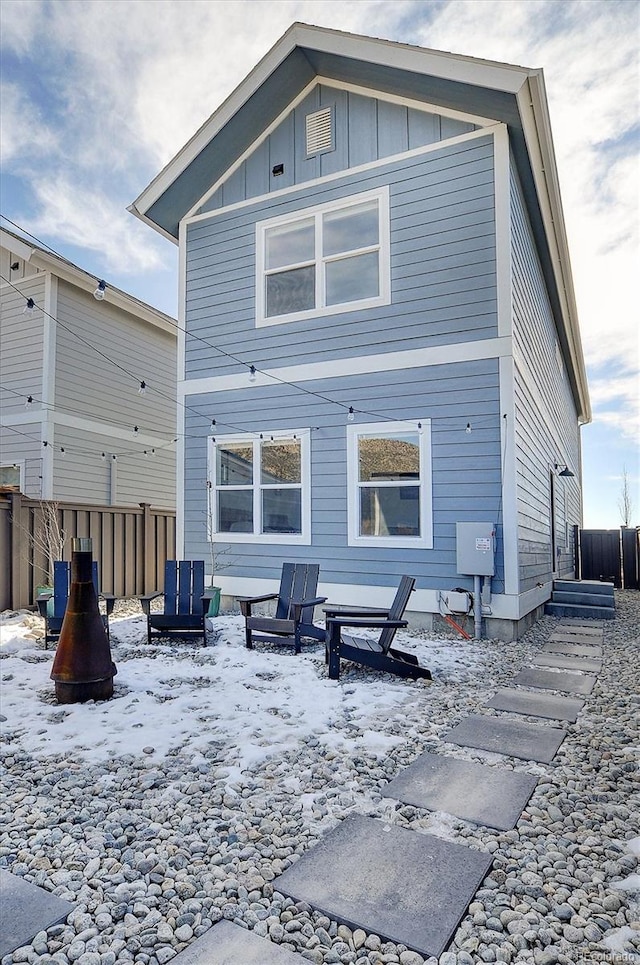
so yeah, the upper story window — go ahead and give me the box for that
[208,430,311,544]
[256,187,390,326]
[347,421,433,549]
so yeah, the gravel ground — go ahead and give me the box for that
[1,591,638,965]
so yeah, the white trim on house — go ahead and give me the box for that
[499,355,520,597]
[493,124,512,340]
[41,273,57,500]
[176,222,188,559]
[346,420,433,550]
[185,127,493,228]
[255,186,390,327]
[207,428,311,545]
[179,335,513,400]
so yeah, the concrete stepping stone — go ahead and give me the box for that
[512,668,596,696]
[0,869,74,957]
[444,713,566,763]
[383,751,538,831]
[542,641,603,658]
[531,653,602,673]
[170,920,305,963]
[556,621,603,634]
[275,813,492,960]
[486,687,584,722]
[550,632,603,646]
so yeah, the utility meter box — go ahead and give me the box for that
[456,522,496,576]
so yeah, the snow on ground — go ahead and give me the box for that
[0,611,484,773]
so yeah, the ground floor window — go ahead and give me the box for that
[347,421,433,548]
[208,430,311,543]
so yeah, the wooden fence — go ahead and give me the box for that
[0,493,176,610]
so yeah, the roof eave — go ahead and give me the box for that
[517,75,591,424]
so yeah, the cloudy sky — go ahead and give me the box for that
[1,0,638,527]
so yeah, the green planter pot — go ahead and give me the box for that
[36,585,55,617]
[207,587,221,617]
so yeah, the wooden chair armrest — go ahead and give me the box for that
[326,617,408,630]
[292,596,328,608]
[239,592,278,617]
[36,593,52,617]
[99,593,116,616]
[140,590,163,615]
[323,606,389,618]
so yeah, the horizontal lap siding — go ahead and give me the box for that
[185,135,496,378]
[55,284,176,436]
[0,276,46,415]
[510,162,580,588]
[52,426,176,508]
[183,358,504,593]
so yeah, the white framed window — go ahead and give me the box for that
[256,187,390,326]
[0,462,24,492]
[208,430,311,544]
[347,421,433,549]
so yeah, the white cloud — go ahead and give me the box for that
[0,82,59,165]
[29,177,165,275]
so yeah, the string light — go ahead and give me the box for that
[466,423,472,433]
[133,425,139,434]
[138,381,147,395]
[347,407,355,422]
[25,395,33,409]
[248,365,257,383]
[23,297,35,315]
[93,280,106,300]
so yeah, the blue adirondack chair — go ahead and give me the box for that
[140,560,218,645]
[239,562,327,653]
[324,576,432,681]
[36,559,115,650]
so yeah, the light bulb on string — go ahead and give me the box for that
[25,395,33,409]
[23,298,36,315]
[347,407,355,422]
[133,425,139,435]
[101,452,106,461]
[249,365,257,383]
[138,381,147,395]
[93,280,106,300]
[465,423,472,434]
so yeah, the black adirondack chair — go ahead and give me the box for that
[37,559,115,650]
[324,576,432,681]
[239,562,327,653]
[141,560,218,645]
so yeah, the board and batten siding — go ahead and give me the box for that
[182,359,505,595]
[197,85,477,214]
[510,160,581,590]
[185,133,497,380]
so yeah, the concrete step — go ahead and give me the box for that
[553,580,615,598]
[552,591,615,607]
[544,601,615,620]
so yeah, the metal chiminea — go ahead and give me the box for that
[50,538,117,703]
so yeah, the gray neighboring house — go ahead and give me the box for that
[0,227,177,508]
[130,23,591,639]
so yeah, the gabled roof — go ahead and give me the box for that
[0,226,176,336]
[130,22,589,422]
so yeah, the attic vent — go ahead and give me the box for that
[306,106,334,156]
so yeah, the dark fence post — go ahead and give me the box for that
[573,524,580,580]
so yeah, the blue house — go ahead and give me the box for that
[130,23,590,640]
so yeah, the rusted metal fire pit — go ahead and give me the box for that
[50,538,117,703]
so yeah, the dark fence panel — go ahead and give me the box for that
[579,530,622,586]
[0,493,176,610]
[578,529,634,588]
[622,528,640,590]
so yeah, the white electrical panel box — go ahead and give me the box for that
[456,522,496,576]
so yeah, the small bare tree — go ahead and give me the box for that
[617,465,634,528]
[21,500,66,585]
